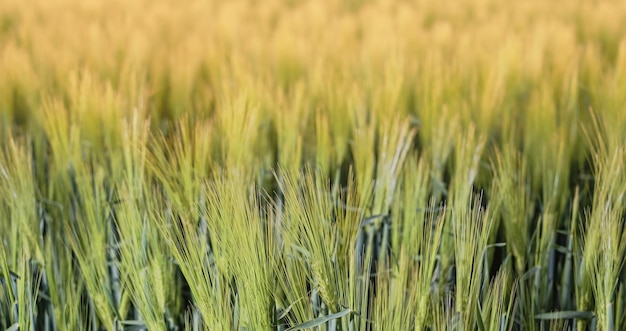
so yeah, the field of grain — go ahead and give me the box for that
[1,0,626,330]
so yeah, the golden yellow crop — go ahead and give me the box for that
[1,0,626,330]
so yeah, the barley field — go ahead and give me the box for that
[1,0,626,330]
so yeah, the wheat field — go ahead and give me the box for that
[1,0,626,330]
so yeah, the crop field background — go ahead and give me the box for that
[1,0,626,330]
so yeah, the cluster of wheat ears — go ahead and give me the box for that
[1,0,626,330]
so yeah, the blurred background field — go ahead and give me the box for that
[1,0,626,330]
